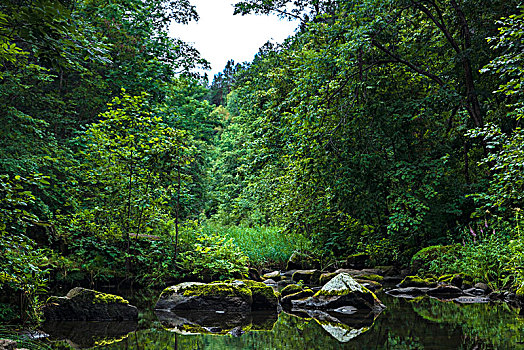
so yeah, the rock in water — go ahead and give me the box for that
[43,287,138,321]
[155,282,253,312]
[292,273,384,311]
[292,270,321,285]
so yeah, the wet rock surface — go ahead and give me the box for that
[42,287,138,321]
[155,280,279,313]
[291,273,385,312]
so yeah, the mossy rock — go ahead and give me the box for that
[320,272,338,285]
[280,288,315,308]
[437,274,464,287]
[356,274,383,282]
[355,279,382,292]
[236,280,278,310]
[262,271,282,282]
[292,270,321,285]
[156,282,252,313]
[398,276,437,288]
[293,273,384,312]
[43,287,137,321]
[374,265,398,276]
[345,253,370,269]
[280,284,303,298]
[248,267,263,282]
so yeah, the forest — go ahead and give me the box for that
[1,0,524,329]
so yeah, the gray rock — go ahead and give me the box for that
[292,273,384,311]
[427,285,464,299]
[386,287,431,298]
[262,271,281,282]
[474,282,490,293]
[43,287,138,321]
[280,289,315,308]
[263,279,277,285]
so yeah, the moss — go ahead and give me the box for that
[314,284,373,297]
[399,275,437,288]
[65,287,128,304]
[93,293,128,304]
[280,284,303,297]
[357,274,383,282]
[181,283,252,300]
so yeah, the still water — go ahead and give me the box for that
[44,293,524,349]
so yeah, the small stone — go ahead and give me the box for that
[263,279,277,285]
[386,287,430,298]
[0,339,17,350]
[262,271,281,282]
[474,282,490,293]
[427,285,463,299]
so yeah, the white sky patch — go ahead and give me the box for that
[169,0,299,78]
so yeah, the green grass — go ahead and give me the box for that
[201,225,312,268]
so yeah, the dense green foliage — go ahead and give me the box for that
[2,0,524,325]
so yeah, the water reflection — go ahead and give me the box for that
[43,294,524,349]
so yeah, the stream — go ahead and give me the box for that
[41,292,524,349]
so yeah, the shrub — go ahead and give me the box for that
[178,232,249,282]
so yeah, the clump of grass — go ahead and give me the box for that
[201,225,311,268]
[0,326,52,350]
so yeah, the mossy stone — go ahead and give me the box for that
[319,272,338,285]
[345,253,370,269]
[357,274,383,282]
[292,270,321,285]
[157,282,253,312]
[237,280,278,310]
[43,287,137,321]
[280,284,303,298]
[398,275,437,288]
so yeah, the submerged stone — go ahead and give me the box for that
[43,287,138,321]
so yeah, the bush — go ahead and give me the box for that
[178,232,249,282]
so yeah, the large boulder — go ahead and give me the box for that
[155,282,253,313]
[155,280,279,313]
[292,273,384,312]
[43,287,138,321]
